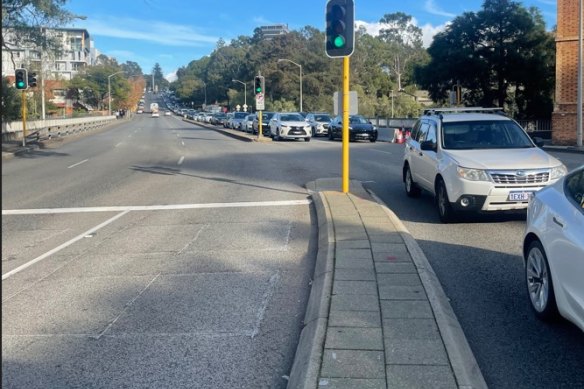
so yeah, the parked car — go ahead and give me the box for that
[328,115,378,142]
[403,107,568,222]
[523,165,584,332]
[269,112,311,141]
[224,113,234,128]
[242,114,255,133]
[164,110,172,116]
[230,112,248,130]
[305,113,332,137]
[253,111,275,135]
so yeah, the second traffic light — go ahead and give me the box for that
[15,68,28,90]
[28,72,38,88]
[254,76,265,95]
[325,0,355,58]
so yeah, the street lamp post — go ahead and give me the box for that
[231,79,246,110]
[202,81,207,107]
[278,59,303,112]
[108,70,125,116]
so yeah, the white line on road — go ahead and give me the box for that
[1,210,130,280]
[67,159,89,169]
[181,141,185,147]
[2,199,312,215]
[177,156,185,165]
[115,142,123,148]
[369,149,392,155]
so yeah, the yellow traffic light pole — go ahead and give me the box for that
[21,90,28,147]
[342,56,350,193]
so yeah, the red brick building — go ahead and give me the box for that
[552,0,583,145]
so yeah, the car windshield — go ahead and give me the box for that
[315,115,331,122]
[281,114,304,121]
[262,112,274,120]
[234,112,247,119]
[442,120,535,150]
[349,116,368,124]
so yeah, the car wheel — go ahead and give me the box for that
[312,127,316,137]
[305,137,311,142]
[404,165,421,198]
[275,128,280,141]
[370,136,377,143]
[526,240,559,320]
[329,130,334,141]
[436,178,456,223]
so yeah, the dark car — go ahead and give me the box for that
[252,111,275,135]
[328,115,378,142]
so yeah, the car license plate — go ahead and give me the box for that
[508,191,533,201]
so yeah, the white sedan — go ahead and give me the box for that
[523,165,584,332]
[269,112,311,142]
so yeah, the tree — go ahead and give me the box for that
[121,61,143,77]
[2,0,83,66]
[1,76,22,121]
[416,0,555,118]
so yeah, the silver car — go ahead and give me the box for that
[305,112,332,137]
[269,112,312,142]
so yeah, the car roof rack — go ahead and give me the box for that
[423,107,506,116]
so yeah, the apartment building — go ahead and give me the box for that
[2,27,99,81]
[259,24,289,39]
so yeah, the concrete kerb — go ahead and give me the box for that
[182,118,271,143]
[288,191,335,389]
[367,189,488,389]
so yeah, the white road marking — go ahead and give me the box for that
[1,210,130,280]
[67,159,89,169]
[114,142,123,148]
[181,141,185,147]
[177,156,185,165]
[369,149,392,155]
[2,199,312,215]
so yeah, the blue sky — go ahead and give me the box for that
[66,0,558,81]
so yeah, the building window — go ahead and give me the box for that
[69,37,83,51]
[71,62,85,71]
[56,62,67,71]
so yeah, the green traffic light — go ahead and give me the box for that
[256,87,262,93]
[16,81,25,88]
[333,35,346,48]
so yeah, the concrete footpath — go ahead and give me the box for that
[288,179,487,389]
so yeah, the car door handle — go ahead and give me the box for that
[552,215,564,228]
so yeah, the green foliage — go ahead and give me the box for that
[416,0,555,119]
[1,76,22,120]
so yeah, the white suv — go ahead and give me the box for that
[403,108,567,223]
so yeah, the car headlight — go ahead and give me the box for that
[281,125,289,129]
[457,167,490,181]
[550,164,568,180]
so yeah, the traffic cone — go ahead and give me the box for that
[396,129,405,144]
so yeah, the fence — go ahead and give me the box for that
[2,116,118,144]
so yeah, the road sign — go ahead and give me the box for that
[333,91,358,115]
[255,92,265,111]
[243,104,248,112]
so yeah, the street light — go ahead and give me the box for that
[108,70,125,116]
[277,58,302,112]
[201,80,207,106]
[231,79,247,110]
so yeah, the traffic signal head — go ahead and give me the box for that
[28,72,38,88]
[15,68,28,90]
[254,76,264,95]
[325,0,355,58]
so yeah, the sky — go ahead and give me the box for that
[65,0,558,81]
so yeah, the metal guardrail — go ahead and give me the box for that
[2,116,118,143]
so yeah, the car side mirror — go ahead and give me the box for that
[420,140,437,151]
[532,136,545,147]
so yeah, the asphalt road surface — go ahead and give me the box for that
[3,111,583,388]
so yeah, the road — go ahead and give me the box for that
[2,109,583,388]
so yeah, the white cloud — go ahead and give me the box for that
[80,17,218,47]
[165,70,177,82]
[424,0,457,18]
[355,19,448,48]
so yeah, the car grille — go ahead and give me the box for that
[289,127,307,135]
[489,170,550,184]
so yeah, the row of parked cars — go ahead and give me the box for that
[214,111,379,142]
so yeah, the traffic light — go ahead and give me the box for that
[254,76,264,95]
[15,68,28,90]
[325,0,355,58]
[28,72,38,88]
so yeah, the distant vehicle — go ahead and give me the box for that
[164,110,171,116]
[305,113,332,137]
[150,103,159,118]
[231,112,248,130]
[328,115,377,142]
[269,112,311,142]
[242,114,255,133]
[523,165,584,332]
